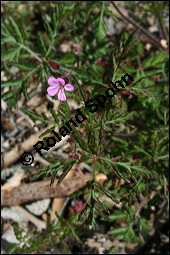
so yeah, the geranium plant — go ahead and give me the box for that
[1,1,169,254]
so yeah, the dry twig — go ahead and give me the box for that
[1,173,107,206]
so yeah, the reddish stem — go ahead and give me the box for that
[111,1,169,52]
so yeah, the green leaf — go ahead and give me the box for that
[138,218,151,237]
[37,32,46,55]
[1,34,16,43]
[95,182,119,204]
[9,16,23,43]
[87,1,99,16]
[50,165,64,186]
[2,47,20,61]
[60,100,70,117]
[93,195,110,214]
[86,206,98,229]
[117,29,138,66]
[94,1,108,42]
[114,234,127,240]
[13,225,22,240]
[21,108,53,124]
[50,109,59,124]
[8,243,19,254]
[22,81,29,101]
[46,157,75,165]
[143,52,168,69]
[124,224,140,243]
[130,145,151,158]
[112,162,137,182]
[130,87,160,99]
[122,65,136,72]
[39,126,55,138]
[70,67,91,79]
[2,89,15,101]
[1,22,16,43]
[51,7,58,32]
[65,66,108,88]
[72,130,90,152]
[57,161,76,185]
[32,166,51,179]
[105,5,118,21]
[95,207,110,221]
[10,62,35,71]
[105,112,135,124]
[42,15,53,41]
[69,183,88,198]
[128,76,148,88]
[113,167,131,183]
[2,87,21,106]
[59,52,76,65]
[125,1,136,10]
[130,166,154,178]
[110,136,129,147]
[158,154,169,160]
[70,181,94,199]
[108,226,128,235]
[114,162,132,174]
[21,108,43,121]
[1,79,23,87]
[108,247,116,254]
[41,113,50,121]
[109,211,126,222]
[123,29,138,51]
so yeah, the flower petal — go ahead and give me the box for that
[64,84,74,91]
[47,86,59,96]
[48,77,60,86]
[55,78,65,86]
[58,88,66,101]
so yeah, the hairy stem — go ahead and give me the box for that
[45,33,56,58]
[24,65,42,80]
[71,75,86,105]
[92,156,97,181]
[158,19,168,42]
[59,67,86,104]
[17,43,42,63]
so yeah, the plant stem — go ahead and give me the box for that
[92,155,97,181]
[71,75,86,105]
[45,34,56,58]
[59,67,86,104]
[92,159,96,181]
[111,1,168,52]
[17,43,42,63]
[24,64,42,80]
[158,18,168,42]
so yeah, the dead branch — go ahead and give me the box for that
[14,206,46,231]
[1,173,107,206]
[2,127,69,169]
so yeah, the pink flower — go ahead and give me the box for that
[73,201,84,212]
[68,201,84,215]
[47,77,74,101]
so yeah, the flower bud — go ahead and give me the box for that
[73,154,79,160]
[46,59,60,70]
[61,77,69,84]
